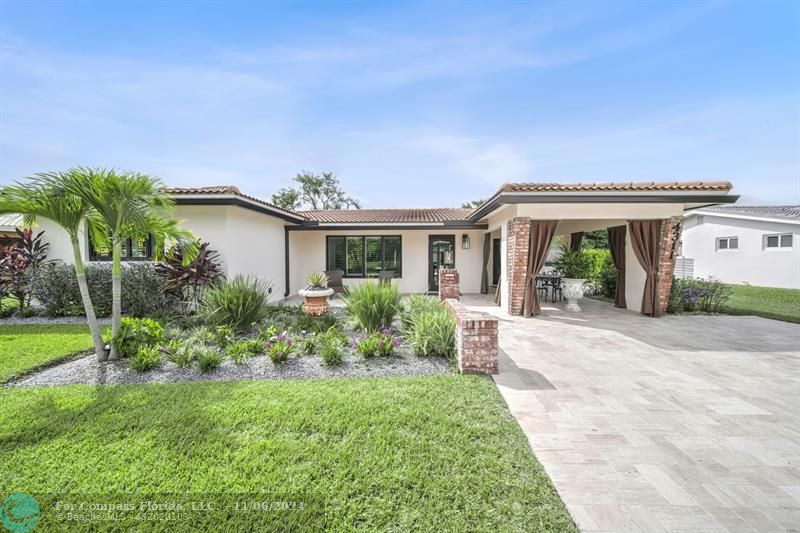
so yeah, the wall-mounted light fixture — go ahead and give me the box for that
[461,234,470,249]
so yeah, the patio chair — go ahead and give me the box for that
[325,270,345,295]
[378,270,395,285]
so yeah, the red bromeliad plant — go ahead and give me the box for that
[155,242,223,313]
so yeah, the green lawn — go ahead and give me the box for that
[0,376,575,532]
[0,323,102,382]
[723,284,800,324]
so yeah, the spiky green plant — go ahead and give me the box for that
[306,272,329,289]
[405,307,456,360]
[342,281,401,333]
[199,275,272,333]
[401,294,442,333]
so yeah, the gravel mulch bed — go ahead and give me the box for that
[0,316,112,326]
[7,348,453,387]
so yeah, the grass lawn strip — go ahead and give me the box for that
[0,323,106,382]
[723,284,800,324]
[0,375,576,532]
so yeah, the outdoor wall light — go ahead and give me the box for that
[462,234,470,249]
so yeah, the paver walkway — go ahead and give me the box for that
[463,296,800,532]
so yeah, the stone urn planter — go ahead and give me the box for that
[561,278,587,312]
[298,287,334,316]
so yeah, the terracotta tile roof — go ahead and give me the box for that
[499,181,734,193]
[700,204,800,221]
[166,186,306,220]
[298,208,474,224]
[167,185,243,195]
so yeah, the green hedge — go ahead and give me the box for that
[31,261,179,318]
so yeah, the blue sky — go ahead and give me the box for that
[1,0,798,207]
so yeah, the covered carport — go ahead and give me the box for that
[471,182,737,318]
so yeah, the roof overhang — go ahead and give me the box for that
[288,221,488,231]
[469,191,740,222]
[685,209,800,226]
[171,194,307,224]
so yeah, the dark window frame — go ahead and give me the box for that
[764,233,793,249]
[88,233,154,262]
[325,235,402,278]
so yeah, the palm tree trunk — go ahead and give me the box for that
[108,241,123,360]
[71,235,107,361]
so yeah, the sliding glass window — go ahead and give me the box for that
[326,236,402,278]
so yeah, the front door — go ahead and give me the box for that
[428,235,455,292]
[492,238,501,285]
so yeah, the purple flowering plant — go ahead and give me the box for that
[267,330,295,363]
[356,325,401,358]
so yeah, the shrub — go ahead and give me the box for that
[165,340,200,368]
[400,294,441,333]
[0,228,51,314]
[293,312,341,334]
[668,277,732,314]
[356,327,401,358]
[131,345,161,373]
[197,348,224,372]
[257,324,279,343]
[343,281,401,332]
[599,253,617,298]
[299,337,316,356]
[406,307,455,360]
[320,328,345,366]
[226,342,252,365]
[213,325,234,347]
[155,242,223,313]
[267,332,295,363]
[199,275,272,332]
[242,339,264,355]
[113,317,165,358]
[553,243,594,280]
[31,261,179,318]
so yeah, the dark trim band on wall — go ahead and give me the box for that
[468,193,741,222]
[287,223,488,231]
[173,196,307,224]
[284,226,291,298]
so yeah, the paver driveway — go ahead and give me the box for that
[463,296,800,532]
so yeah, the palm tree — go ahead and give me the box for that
[0,173,108,360]
[61,167,197,359]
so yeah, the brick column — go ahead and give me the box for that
[506,217,531,315]
[444,299,498,374]
[656,216,683,316]
[438,269,460,301]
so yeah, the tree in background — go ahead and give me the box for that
[461,199,486,209]
[583,229,609,249]
[271,171,360,210]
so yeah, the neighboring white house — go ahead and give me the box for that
[680,205,800,289]
[34,181,738,317]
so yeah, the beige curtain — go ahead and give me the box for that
[607,225,627,309]
[628,220,662,316]
[523,220,559,317]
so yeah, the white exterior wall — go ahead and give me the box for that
[681,215,800,289]
[37,205,289,300]
[289,228,486,295]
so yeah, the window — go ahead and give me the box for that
[716,237,738,251]
[89,234,154,261]
[326,236,402,278]
[764,233,793,249]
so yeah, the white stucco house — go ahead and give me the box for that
[680,205,800,289]
[35,181,738,317]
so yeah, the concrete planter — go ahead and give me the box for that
[298,287,334,316]
[561,278,587,312]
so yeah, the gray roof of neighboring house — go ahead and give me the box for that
[696,205,800,222]
[0,213,23,230]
